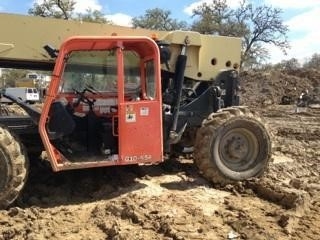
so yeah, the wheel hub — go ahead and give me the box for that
[224,135,249,160]
[219,128,259,170]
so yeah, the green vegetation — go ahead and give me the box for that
[28,0,111,23]
[132,8,188,31]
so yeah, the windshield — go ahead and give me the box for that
[59,49,141,94]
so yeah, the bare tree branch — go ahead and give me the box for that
[191,0,290,67]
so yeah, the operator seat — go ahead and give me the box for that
[47,101,76,140]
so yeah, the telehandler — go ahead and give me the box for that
[0,13,271,208]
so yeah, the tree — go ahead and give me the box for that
[28,0,75,19]
[273,58,301,71]
[191,0,246,36]
[0,69,28,88]
[76,9,111,24]
[191,0,289,67]
[132,8,188,31]
[303,53,320,69]
[28,0,111,23]
[242,44,270,69]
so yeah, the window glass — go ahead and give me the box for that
[60,50,141,95]
[145,60,156,99]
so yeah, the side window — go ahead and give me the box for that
[145,60,155,99]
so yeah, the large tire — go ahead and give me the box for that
[0,126,28,209]
[194,107,271,186]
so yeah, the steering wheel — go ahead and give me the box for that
[72,88,96,110]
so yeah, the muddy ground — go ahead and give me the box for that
[0,70,319,240]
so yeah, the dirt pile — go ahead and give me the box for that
[240,68,320,107]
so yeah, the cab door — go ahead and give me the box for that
[117,50,163,165]
[118,100,163,164]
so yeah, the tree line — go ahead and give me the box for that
[27,0,291,67]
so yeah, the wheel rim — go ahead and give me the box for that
[0,147,9,192]
[217,127,259,172]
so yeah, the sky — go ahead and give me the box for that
[0,0,319,64]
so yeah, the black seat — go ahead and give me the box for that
[47,101,76,140]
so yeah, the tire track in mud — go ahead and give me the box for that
[0,162,235,240]
[240,106,320,237]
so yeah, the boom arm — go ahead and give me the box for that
[0,13,241,81]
